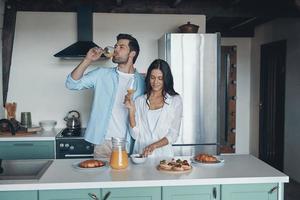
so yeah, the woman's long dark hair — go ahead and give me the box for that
[145,59,178,104]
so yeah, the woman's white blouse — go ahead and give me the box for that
[131,94,183,157]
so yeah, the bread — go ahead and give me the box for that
[182,160,192,170]
[172,164,184,171]
[159,163,173,170]
[195,153,218,163]
[158,159,191,171]
[79,159,105,168]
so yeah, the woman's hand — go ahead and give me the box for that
[124,93,135,112]
[143,144,157,157]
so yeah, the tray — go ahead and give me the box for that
[156,165,192,173]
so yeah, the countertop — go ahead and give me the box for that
[0,154,289,191]
[0,129,61,141]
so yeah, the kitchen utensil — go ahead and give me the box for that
[5,102,16,120]
[20,112,32,127]
[39,120,57,131]
[178,21,199,33]
[0,119,17,135]
[64,110,81,129]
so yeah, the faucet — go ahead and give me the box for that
[0,119,16,135]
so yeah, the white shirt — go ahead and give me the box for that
[106,70,134,140]
[147,108,163,133]
[131,94,183,157]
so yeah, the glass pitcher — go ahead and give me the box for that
[110,137,128,169]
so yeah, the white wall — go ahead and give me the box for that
[221,38,252,154]
[251,18,300,182]
[7,12,205,128]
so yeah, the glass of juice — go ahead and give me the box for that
[127,78,136,97]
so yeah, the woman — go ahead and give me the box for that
[124,59,183,157]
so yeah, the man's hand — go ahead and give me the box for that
[85,47,103,62]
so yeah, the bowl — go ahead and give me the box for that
[39,120,57,131]
[130,154,147,164]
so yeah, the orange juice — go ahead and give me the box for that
[110,150,128,169]
[127,89,135,95]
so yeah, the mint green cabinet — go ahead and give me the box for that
[0,141,54,159]
[162,185,220,200]
[222,183,278,200]
[39,189,101,200]
[102,187,161,200]
[0,190,37,200]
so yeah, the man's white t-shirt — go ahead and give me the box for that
[105,69,134,140]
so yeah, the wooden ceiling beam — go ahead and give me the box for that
[12,0,299,18]
[116,0,123,7]
[169,0,182,8]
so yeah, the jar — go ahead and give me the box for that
[110,137,128,169]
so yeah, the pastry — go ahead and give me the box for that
[172,163,184,171]
[79,159,105,168]
[158,159,191,171]
[159,160,173,170]
[194,153,218,163]
[182,160,192,170]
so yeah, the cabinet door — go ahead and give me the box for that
[39,189,101,200]
[222,183,278,200]
[0,190,37,200]
[162,185,220,200]
[0,141,54,159]
[102,187,161,200]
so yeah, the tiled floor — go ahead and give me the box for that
[285,179,300,200]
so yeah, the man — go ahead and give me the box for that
[65,33,145,158]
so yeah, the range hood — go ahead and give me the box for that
[54,6,99,59]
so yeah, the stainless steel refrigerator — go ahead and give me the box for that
[158,33,224,156]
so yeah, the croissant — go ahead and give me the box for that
[79,159,105,168]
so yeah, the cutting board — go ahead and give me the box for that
[0,131,37,136]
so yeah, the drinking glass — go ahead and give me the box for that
[103,46,115,58]
[127,78,136,97]
[20,112,32,127]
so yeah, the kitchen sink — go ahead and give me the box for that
[0,159,53,180]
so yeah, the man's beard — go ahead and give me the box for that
[112,55,129,64]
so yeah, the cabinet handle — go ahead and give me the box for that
[268,186,278,194]
[103,191,111,200]
[13,143,34,146]
[213,187,217,199]
[88,193,99,200]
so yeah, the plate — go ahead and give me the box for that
[191,156,225,166]
[72,160,108,172]
[156,165,192,174]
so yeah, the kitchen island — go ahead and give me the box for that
[0,155,289,200]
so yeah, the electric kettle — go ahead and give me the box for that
[64,110,81,129]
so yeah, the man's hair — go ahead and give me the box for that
[117,33,140,64]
